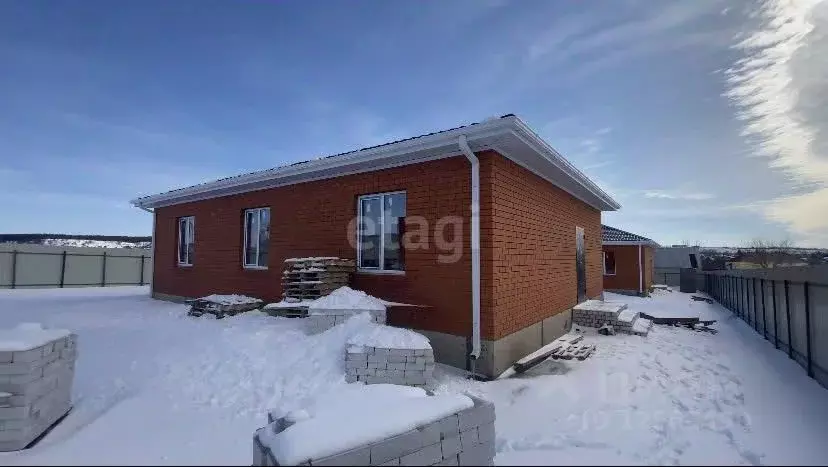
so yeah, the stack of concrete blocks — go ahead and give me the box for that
[572,300,651,336]
[0,330,77,451]
[345,345,435,388]
[306,308,386,335]
[253,395,496,466]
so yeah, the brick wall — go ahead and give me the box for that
[153,150,604,342]
[153,156,472,336]
[484,154,603,340]
[602,244,654,293]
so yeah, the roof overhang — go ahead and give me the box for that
[130,115,621,212]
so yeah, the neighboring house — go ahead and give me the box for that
[601,225,658,296]
[654,245,702,286]
[130,114,620,378]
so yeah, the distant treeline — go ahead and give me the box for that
[0,234,152,243]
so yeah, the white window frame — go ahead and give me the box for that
[243,207,270,269]
[177,216,194,267]
[357,191,406,274]
[603,251,616,276]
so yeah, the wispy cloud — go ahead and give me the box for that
[724,0,828,245]
[643,190,716,201]
[523,0,732,80]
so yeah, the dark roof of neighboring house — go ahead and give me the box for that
[602,225,657,245]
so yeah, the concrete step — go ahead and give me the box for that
[573,300,628,314]
[573,300,629,328]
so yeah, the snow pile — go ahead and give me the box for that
[269,384,427,422]
[347,322,431,350]
[308,286,386,312]
[0,322,71,351]
[4,287,828,465]
[617,309,637,324]
[260,385,472,465]
[198,294,263,306]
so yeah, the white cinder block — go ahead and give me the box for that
[0,331,75,452]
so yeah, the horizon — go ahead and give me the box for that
[1,0,826,247]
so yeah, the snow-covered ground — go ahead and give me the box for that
[0,287,826,465]
[40,239,150,249]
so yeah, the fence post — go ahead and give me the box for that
[59,251,67,288]
[736,277,747,322]
[139,255,145,286]
[10,250,17,289]
[761,278,767,340]
[784,280,792,360]
[101,251,107,287]
[736,277,747,319]
[804,282,813,378]
[772,280,778,349]
[727,276,732,309]
[752,278,758,332]
[724,276,728,307]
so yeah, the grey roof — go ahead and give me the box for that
[137,114,517,203]
[130,114,621,212]
[602,225,656,245]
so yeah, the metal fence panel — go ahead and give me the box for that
[809,283,828,387]
[703,270,828,389]
[0,245,151,289]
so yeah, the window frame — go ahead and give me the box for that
[242,207,270,270]
[603,250,616,276]
[356,190,406,274]
[177,216,195,267]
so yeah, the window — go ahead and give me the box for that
[243,207,270,268]
[603,251,616,275]
[177,216,195,266]
[689,253,699,269]
[358,192,406,271]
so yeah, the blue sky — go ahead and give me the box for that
[1,0,826,247]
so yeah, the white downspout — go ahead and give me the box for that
[638,244,643,295]
[458,135,481,362]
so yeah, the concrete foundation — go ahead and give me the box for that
[253,395,495,466]
[366,309,577,379]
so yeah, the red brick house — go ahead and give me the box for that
[131,115,620,378]
[601,225,658,296]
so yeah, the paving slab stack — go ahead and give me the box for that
[282,257,355,300]
[0,325,77,451]
[187,295,264,319]
[345,345,435,388]
[254,393,496,466]
[307,307,387,335]
[572,300,652,336]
